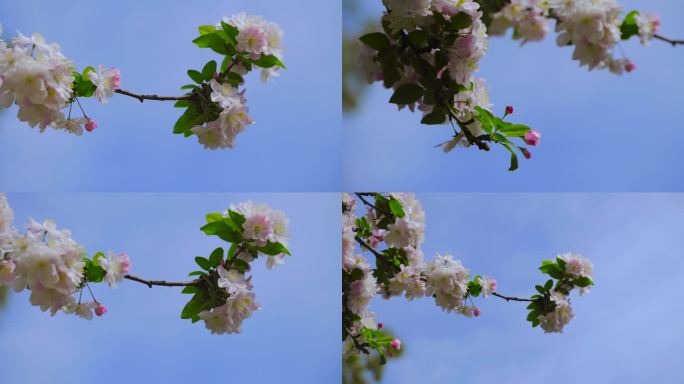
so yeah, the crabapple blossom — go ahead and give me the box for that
[559,253,593,279]
[99,251,131,288]
[538,292,574,333]
[477,275,497,297]
[88,65,121,103]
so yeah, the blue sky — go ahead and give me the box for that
[0,0,341,192]
[0,193,340,383]
[343,1,684,191]
[367,193,684,383]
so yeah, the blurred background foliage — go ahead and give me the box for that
[342,328,404,384]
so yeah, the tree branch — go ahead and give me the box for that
[653,34,684,47]
[354,236,391,262]
[491,292,533,302]
[124,274,199,288]
[114,88,193,103]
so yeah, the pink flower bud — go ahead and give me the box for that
[85,119,98,132]
[378,322,383,329]
[390,338,402,350]
[474,308,481,317]
[523,130,541,146]
[625,61,636,73]
[95,304,107,317]
[522,148,532,159]
[505,105,514,115]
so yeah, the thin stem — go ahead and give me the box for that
[74,97,89,120]
[491,292,533,302]
[85,282,98,303]
[114,88,193,103]
[653,34,684,47]
[123,274,199,288]
[354,236,390,261]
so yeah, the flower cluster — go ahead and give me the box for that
[185,202,291,334]
[342,192,488,359]
[342,192,594,361]
[0,23,120,135]
[0,193,129,320]
[358,2,540,170]
[489,1,662,74]
[177,14,285,150]
[528,253,594,333]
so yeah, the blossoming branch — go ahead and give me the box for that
[0,13,285,149]
[0,194,292,335]
[341,192,594,363]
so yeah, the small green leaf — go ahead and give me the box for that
[195,256,211,271]
[251,55,285,69]
[209,247,224,268]
[421,109,447,125]
[188,270,205,277]
[205,212,223,223]
[500,142,519,172]
[201,60,217,81]
[359,32,391,50]
[574,276,594,288]
[200,221,242,243]
[498,123,530,137]
[181,292,210,319]
[187,69,204,84]
[259,241,291,256]
[173,105,202,135]
[174,100,191,108]
[192,33,228,54]
[620,11,640,40]
[198,25,216,35]
[388,198,405,218]
[181,286,199,294]
[451,13,473,30]
[231,259,250,274]
[389,83,424,105]
[407,30,429,47]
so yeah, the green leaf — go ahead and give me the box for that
[192,33,229,54]
[205,212,223,223]
[200,221,242,243]
[227,210,246,227]
[451,13,473,30]
[259,241,291,256]
[359,32,391,50]
[500,142,519,172]
[209,247,224,268]
[187,69,204,84]
[201,60,217,81]
[198,25,216,35]
[539,263,564,279]
[407,30,429,47]
[195,256,211,271]
[173,106,201,135]
[188,270,205,277]
[92,252,105,266]
[251,54,285,69]
[535,285,545,294]
[574,276,594,288]
[544,279,553,290]
[388,198,405,218]
[389,83,424,105]
[220,21,239,44]
[498,123,530,137]
[620,11,640,40]
[231,259,250,274]
[174,100,191,108]
[421,109,447,125]
[181,292,210,319]
[181,286,199,294]
[180,84,199,91]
